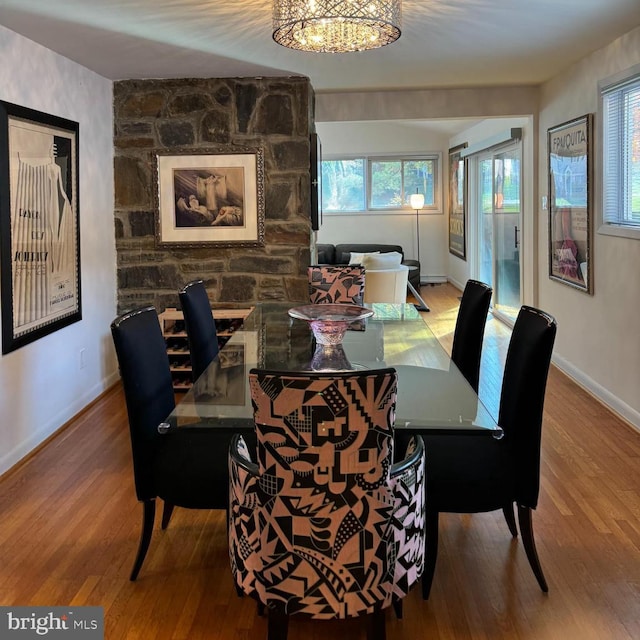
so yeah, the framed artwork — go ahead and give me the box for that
[154,146,265,248]
[547,114,592,293]
[0,101,81,355]
[448,143,467,260]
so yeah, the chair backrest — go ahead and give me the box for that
[179,279,219,381]
[245,367,403,617]
[316,243,335,264]
[363,265,409,304]
[110,306,175,501]
[308,265,365,305]
[498,305,557,508]
[451,279,492,392]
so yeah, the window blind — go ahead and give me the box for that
[602,75,640,228]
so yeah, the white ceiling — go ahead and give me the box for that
[1,0,639,93]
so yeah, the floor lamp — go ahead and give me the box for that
[410,190,424,269]
[409,191,427,311]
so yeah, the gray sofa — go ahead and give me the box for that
[315,243,421,290]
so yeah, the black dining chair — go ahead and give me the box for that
[421,305,557,599]
[451,279,492,392]
[179,279,219,382]
[111,306,229,581]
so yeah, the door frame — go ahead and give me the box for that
[462,117,536,322]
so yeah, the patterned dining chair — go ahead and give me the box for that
[229,368,425,640]
[307,265,365,304]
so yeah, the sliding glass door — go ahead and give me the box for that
[477,143,522,323]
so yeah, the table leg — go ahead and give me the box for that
[407,281,430,312]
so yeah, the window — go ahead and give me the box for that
[321,158,365,212]
[600,67,640,238]
[321,154,440,213]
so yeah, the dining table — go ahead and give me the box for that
[161,302,502,440]
[161,301,501,439]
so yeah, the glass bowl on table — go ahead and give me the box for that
[287,304,374,346]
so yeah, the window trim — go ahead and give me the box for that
[597,62,640,240]
[321,152,442,215]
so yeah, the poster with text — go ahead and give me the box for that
[0,102,81,354]
[547,114,592,293]
[448,143,467,259]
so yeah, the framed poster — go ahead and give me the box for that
[154,146,265,248]
[0,101,81,355]
[547,114,592,293]
[448,143,467,259]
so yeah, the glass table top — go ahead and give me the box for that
[165,302,502,438]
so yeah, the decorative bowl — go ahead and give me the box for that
[288,304,374,346]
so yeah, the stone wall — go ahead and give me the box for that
[114,77,314,313]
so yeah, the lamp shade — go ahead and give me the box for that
[410,193,425,210]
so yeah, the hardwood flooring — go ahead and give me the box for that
[1,283,639,639]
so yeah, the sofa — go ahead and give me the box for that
[315,243,421,290]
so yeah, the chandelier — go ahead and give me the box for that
[273,0,402,53]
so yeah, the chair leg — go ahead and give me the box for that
[392,597,403,619]
[366,608,386,640]
[161,502,174,530]
[502,502,518,537]
[130,499,156,581]
[421,509,439,600]
[517,504,548,593]
[267,609,289,640]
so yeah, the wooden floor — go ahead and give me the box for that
[2,283,639,639]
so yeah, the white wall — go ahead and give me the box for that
[537,25,640,429]
[315,121,450,282]
[0,26,118,474]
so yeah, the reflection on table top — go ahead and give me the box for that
[166,302,502,438]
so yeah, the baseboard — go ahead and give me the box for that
[0,371,121,477]
[446,276,466,291]
[420,276,448,285]
[552,353,640,434]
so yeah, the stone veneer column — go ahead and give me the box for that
[114,77,314,313]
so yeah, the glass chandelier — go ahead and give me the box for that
[273,0,402,53]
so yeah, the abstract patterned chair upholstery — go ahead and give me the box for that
[229,368,425,640]
[308,265,365,305]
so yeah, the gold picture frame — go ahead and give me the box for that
[154,146,265,248]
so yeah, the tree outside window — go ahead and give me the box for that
[321,155,439,213]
